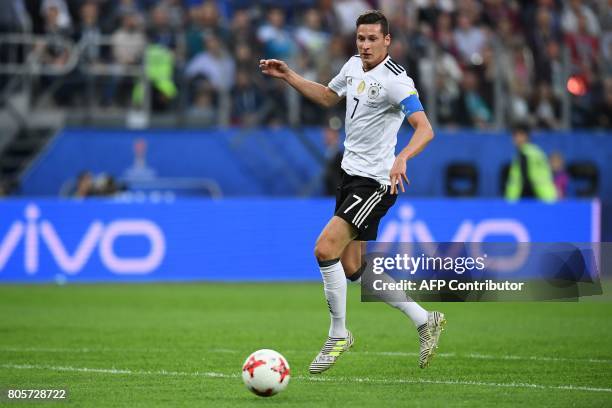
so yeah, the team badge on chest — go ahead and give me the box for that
[367,83,381,100]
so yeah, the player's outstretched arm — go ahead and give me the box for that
[259,59,342,108]
[389,111,435,194]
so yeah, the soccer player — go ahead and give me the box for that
[259,10,445,373]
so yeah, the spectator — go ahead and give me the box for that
[105,11,146,106]
[434,12,459,58]
[185,5,205,59]
[327,34,349,75]
[295,9,330,58]
[603,32,612,76]
[314,0,339,33]
[34,1,71,105]
[534,40,565,97]
[0,0,31,34]
[38,4,71,68]
[524,0,561,35]
[453,12,488,64]
[300,62,335,125]
[500,30,534,86]
[157,0,185,29]
[601,0,612,74]
[569,64,598,127]
[434,55,463,126]
[184,1,228,60]
[73,171,95,198]
[333,0,371,35]
[507,82,531,125]
[500,38,534,123]
[112,0,143,19]
[505,124,557,202]
[94,173,121,196]
[530,82,562,129]
[388,38,420,87]
[432,15,463,125]
[561,0,600,36]
[479,45,497,104]
[262,79,289,126]
[456,69,493,128]
[257,7,296,60]
[93,0,132,34]
[388,8,425,85]
[233,41,254,69]
[132,41,178,111]
[322,126,343,196]
[185,34,235,92]
[187,84,217,126]
[482,0,519,30]
[564,12,600,72]
[415,0,441,28]
[55,1,103,107]
[40,0,72,32]
[0,0,607,129]
[549,151,569,199]
[147,5,179,51]
[528,6,561,73]
[456,0,483,24]
[77,1,103,65]
[592,77,612,128]
[111,11,146,66]
[231,69,267,126]
[229,8,254,46]
[495,14,516,50]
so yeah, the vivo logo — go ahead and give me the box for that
[0,204,166,275]
[375,205,530,271]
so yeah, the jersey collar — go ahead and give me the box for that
[362,54,390,73]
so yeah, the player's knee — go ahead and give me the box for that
[314,238,337,262]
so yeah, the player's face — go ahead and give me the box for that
[356,24,390,70]
[512,131,528,147]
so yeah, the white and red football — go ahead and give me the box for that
[241,349,290,397]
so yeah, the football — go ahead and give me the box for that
[241,349,291,397]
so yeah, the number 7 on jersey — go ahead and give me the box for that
[350,97,360,119]
[343,194,362,214]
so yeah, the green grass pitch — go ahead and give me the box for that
[0,283,611,407]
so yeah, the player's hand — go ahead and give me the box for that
[259,59,290,79]
[389,157,410,194]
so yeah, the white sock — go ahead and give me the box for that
[319,259,348,338]
[388,298,428,327]
[378,271,428,327]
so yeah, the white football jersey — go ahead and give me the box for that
[328,54,421,185]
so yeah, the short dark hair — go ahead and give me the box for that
[356,10,389,36]
[511,123,531,137]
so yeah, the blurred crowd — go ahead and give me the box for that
[0,0,610,129]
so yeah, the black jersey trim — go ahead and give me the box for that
[387,59,405,72]
[384,61,401,75]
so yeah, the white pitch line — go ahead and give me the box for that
[464,353,612,365]
[0,346,169,353]
[210,348,612,365]
[2,346,612,365]
[1,363,611,394]
[305,375,612,394]
[0,363,235,379]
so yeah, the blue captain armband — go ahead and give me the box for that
[399,93,424,117]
